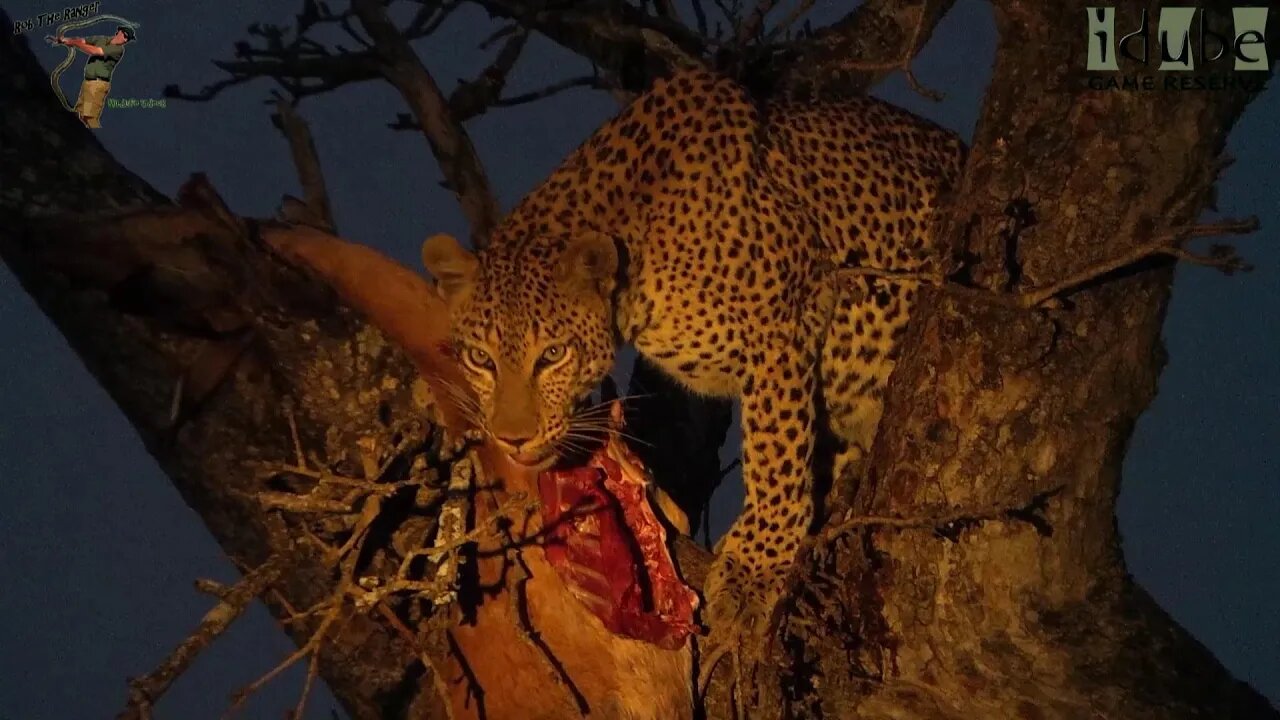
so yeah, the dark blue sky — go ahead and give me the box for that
[0,1,1275,718]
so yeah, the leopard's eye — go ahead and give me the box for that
[537,343,567,367]
[464,345,494,371]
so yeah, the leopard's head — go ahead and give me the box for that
[422,232,620,469]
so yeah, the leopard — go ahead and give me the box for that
[421,67,966,683]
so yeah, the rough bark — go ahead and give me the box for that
[1,25,444,719]
[754,0,958,98]
[470,0,709,91]
[731,1,1279,718]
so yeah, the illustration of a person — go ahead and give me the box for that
[47,25,135,128]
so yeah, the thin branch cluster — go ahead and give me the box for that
[116,410,535,719]
[165,0,949,119]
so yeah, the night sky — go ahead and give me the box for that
[0,1,1275,718]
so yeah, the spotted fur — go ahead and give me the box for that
[423,68,966,635]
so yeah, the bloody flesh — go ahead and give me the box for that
[536,403,699,650]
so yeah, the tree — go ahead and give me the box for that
[1,1,1275,718]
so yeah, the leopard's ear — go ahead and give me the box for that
[556,232,619,299]
[421,233,478,302]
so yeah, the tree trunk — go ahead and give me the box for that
[734,1,1279,718]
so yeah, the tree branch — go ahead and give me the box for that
[390,73,612,131]
[747,0,1278,716]
[162,0,467,106]
[446,29,530,122]
[830,217,1260,311]
[1007,218,1257,307]
[491,74,610,108]
[764,0,817,42]
[353,0,502,245]
[470,0,709,91]
[273,99,337,232]
[117,558,286,720]
[818,485,1064,544]
[735,0,779,46]
[768,0,957,97]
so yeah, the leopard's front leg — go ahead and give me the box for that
[699,335,821,706]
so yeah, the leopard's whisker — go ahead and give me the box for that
[553,438,595,458]
[565,424,654,448]
[575,392,655,414]
[560,431,606,446]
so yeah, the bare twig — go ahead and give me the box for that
[117,558,285,720]
[338,14,374,51]
[719,457,741,479]
[333,494,385,570]
[765,0,818,41]
[194,577,234,600]
[690,0,710,37]
[377,604,458,720]
[254,461,424,495]
[1010,218,1257,308]
[285,406,305,469]
[165,51,382,103]
[408,0,464,36]
[831,218,1259,311]
[212,416,490,717]
[291,648,322,720]
[223,604,348,719]
[388,70,609,132]
[818,0,942,101]
[165,0,463,105]
[478,22,521,51]
[258,490,355,514]
[492,75,609,108]
[472,0,708,89]
[711,0,742,34]
[819,485,1066,544]
[736,0,779,45]
[273,99,336,232]
[447,29,530,121]
[775,0,957,97]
